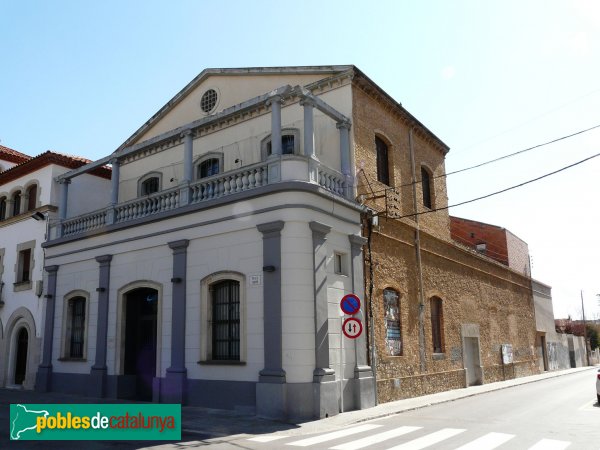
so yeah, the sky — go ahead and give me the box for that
[1,0,599,319]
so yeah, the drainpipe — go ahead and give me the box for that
[409,128,427,373]
[365,213,378,405]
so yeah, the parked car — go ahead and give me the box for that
[597,369,600,403]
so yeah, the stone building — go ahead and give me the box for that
[0,147,110,390]
[352,74,540,402]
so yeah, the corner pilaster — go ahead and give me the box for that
[36,265,59,392]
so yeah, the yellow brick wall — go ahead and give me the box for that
[351,81,538,403]
[352,83,450,241]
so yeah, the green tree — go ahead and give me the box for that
[586,324,599,350]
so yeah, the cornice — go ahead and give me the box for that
[351,72,450,156]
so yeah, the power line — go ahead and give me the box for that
[391,150,600,219]
[364,123,600,197]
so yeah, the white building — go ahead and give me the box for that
[39,66,376,420]
[0,147,110,390]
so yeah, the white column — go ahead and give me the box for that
[110,158,120,206]
[182,130,193,183]
[59,179,71,220]
[269,96,282,157]
[337,121,353,199]
[302,99,315,158]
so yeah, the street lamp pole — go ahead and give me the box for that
[581,290,590,367]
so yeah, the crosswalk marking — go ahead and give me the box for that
[527,438,570,450]
[248,435,287,442]
[453,432,515,450]
[329,426,422,450]
[385,428,466,450]
[286,424,383,447]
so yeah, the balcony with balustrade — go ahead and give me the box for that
[49,84,358,242]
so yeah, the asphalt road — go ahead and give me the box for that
[2,370,598,449]
[211,369,600,450]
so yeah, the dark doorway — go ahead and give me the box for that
[14,328,28,385]
[124,288,158,401]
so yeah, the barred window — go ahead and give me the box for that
[431,297,444,353]
[384,288,402,356]
[68,297,86,358]
[211,280,240,361]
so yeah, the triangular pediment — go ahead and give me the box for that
[120,66,353,149]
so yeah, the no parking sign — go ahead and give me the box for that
[340,294,362,339]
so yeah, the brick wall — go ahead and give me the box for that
[351,81,538,403]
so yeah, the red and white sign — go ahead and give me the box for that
[342,317,362,339]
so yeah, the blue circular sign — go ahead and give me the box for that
[340,294,361,315]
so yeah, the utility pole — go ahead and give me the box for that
[581,290,590,367]
[409,128,427,373]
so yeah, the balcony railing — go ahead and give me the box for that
[190,161,269,203]
[55,158,353,239]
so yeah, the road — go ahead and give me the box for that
[2,370,598,449]
[193,369,600,450]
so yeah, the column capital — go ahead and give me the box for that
[349,234,367,248]
[180,129,194,138]
[266,95,282,107]
[109,158,120,166]
[336,121,351,130]
[58,178,71,185]
[45,265,59,274]
[300,98,316,107]
[257,221,285,236]
[95,254,113,265]
[309,221,331,239]
[168,239,190,252]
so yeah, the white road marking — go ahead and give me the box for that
[453,432,515,450]
[385,428,466,450]
[578,400,599,411]
[248,435,287,442]
[527,438,571,450]
[330,426,422,450]
[286,424,383,447]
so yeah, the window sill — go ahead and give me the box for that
[57,357,87,362]
[432,353,446,360]
[197,360,246,366]
[13,281,32,292]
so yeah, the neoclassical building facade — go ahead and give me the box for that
[38,67,375,420]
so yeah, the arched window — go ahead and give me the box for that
[12,190,21,216]
[198,158,220,179]
[26,185,37,211]
[195,152,224,180]
[421,166,433,209]
[376,137,390,185]
[261,128,300,160]
[138,172,162,197]
[66,296,86,358]
[383,288,402,356]
[211,279,240,361]
[430,297,444,353]
[0,196,6,220]
[200,272,246,363]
